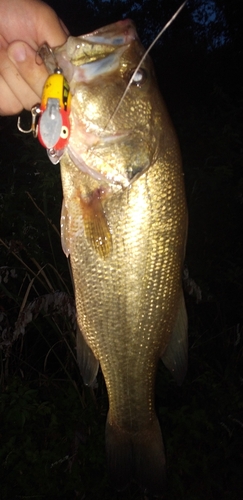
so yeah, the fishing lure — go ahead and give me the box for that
[17,54,71,164]
[37,68,71,151]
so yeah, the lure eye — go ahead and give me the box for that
[60,125,69,139]
[130,68,147,86]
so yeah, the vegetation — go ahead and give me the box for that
[0,0,242,498]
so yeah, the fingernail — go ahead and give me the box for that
[8,43,26,63]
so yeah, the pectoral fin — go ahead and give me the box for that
[161,290,188,385]
[60,200,70,258]
[80,190,112,259]
[76,325,99,386]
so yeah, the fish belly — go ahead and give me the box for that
[60,145,186,493]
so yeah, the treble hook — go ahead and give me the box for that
[17,104,41,137]
[37,42,61,74]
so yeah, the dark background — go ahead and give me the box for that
[0,1,243,499]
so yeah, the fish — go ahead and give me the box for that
[41,19,188,495]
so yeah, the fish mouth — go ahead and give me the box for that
[53,20,138,82]
[40,20,138,78]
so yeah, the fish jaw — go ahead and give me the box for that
[56,19,138,64]
[73,19,137,46]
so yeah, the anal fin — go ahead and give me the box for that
[76,325,99,386]
[161,289,188,385]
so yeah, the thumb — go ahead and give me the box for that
[7,40,48,109]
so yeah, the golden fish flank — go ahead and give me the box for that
[47,19,188,495]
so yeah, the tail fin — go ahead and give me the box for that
[106,414,166,495]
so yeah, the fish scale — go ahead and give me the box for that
[44,19,188,495]
[61,153,184,399]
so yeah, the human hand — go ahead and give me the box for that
[0,0,68,115]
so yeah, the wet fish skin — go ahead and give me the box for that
[46,19,188,494]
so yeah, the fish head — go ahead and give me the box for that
[46,20,166,189]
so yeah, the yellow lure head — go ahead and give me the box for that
[40,71,71,113]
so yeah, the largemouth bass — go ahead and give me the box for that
[42,19,188,495]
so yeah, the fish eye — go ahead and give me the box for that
[130,68,147,86]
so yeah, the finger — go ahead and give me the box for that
[59,19,70,39]
[33,4,69,47]
[0,36,25,114]
[0,1,68,50]
[0,75,23,115]
[6,41,48,110]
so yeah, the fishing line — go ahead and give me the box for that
[106,0,188,127]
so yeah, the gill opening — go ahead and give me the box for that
[103,0,188,130]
